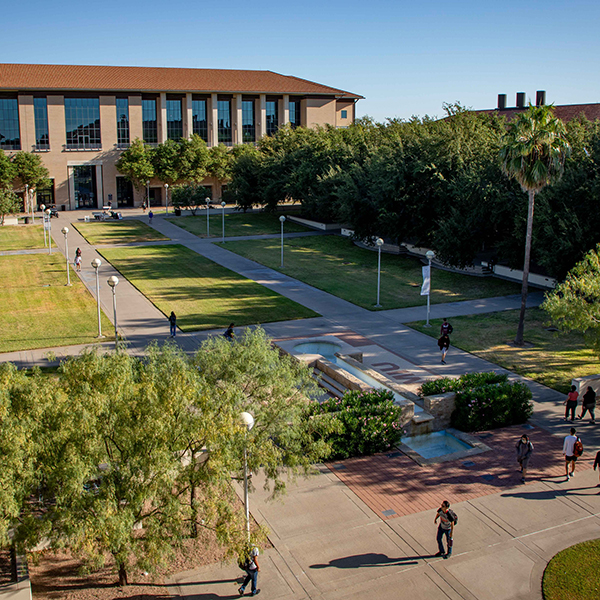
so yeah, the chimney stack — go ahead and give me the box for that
[516,92,526,109]
[536,90,546,106]
[497,94,507,110]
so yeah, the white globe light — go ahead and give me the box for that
[240,411,255,430]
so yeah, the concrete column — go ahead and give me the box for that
[184,93,193,138]
[128,95,143,140]
[17,95,35,151]
[234,94,243,145]
[95,164,104,208]
[259,94,266,139]
[282,95,290,126]
[210,93,218,146]
[159,92,167,143]
[67,166,75,209]
[100,95,116,149]
[300,98,308,128]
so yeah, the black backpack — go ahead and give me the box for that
[447,509,458,525]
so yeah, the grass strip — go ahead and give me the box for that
[98,244,318,331]
[221,235,521,310]
[73,220,169,245]
[0,224,46,250]
[407,308,600,393]
[0,254,113,353]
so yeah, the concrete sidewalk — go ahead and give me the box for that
[168,466,600,600]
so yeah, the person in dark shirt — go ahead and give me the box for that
[224,323,235,341]
[440,318,453,336]
[594,450,600,487]
[578,386,596,424]
[438,334,450,364]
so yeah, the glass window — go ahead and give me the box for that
[65,98,101,150]
[0,97,20,150]
[341,109,348,119]
[116,177,134,206]
[242,100,255,143]
[266,100,278,136]
[116,98,130,147]
[73,165,97,208]
[34,97,49,150]
[36,181,54,208]
[192,99,208,142]
[142,98,158,144]
[289,100,301,129]
[218,100,232,145]
[166,99,183,140]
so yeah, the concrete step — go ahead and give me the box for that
[312,371,346,398]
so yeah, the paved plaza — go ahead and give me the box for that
[2,208,599,600]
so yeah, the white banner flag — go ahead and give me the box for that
[420,265,430,296]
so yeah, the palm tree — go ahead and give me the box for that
[500,104,570,346]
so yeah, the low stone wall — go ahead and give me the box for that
[287,216,341,231]
[572,374,600,395]
[422,392,456,430]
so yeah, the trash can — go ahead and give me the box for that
[61,204,66,211]
[24,216,30,224]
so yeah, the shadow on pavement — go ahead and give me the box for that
[310,552,426,569]
[502,484,600,500]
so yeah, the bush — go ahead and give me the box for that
[419,372,507,396]
[451,382,533,432]
[309,389,403,460]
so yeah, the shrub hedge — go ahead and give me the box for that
[309,389,403,460]
[420,372,507,396]
[450,381,533,432]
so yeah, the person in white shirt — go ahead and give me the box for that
[562,427,579,480]
[238,545,260,596]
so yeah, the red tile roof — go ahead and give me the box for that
[476,103,600,122]
[0,63,363,99]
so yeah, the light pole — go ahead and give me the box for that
[240,411,255,541]
[25,184,31,223]
[40,204,47,247]
[92,258,104,338]
[45,209,52,254]
[164,183,169,214]
[279,215,286,267]
[146,180,150,208]
[206,197,211,237]
[221,201,226,243]
[61,227,71,286]
[375,237,384,307]
[424,250,435,327]
[107,275,119,350]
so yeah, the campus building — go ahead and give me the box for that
[0,63,362,209]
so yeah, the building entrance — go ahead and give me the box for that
[73,166,98,209]
[149,188,162,207]
[116,177,134,207]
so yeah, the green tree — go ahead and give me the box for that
[0,150,16,189]
[178,134,210,183]
[500,104,570,345]
[11,151,50,214]
[115,139,155,198]
[171,183,211,215]
[0,188,21,224]
[207,144,234,189]
[542,244,600,356]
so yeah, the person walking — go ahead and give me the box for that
[434,500,457,559]
[438,333,450,364]
[142,200,147,213]
[564,385,579,422]
[238,545,260,596]
[440,318,453,336]
[168,311,177,337]
[563,427,581,480]
[578,386,596,424]
[224,323,235,341]
[74,254,82,272]
[594,450,600,487]
[148,210,154,225]
[75,247,82,258]
[516,434,534,483]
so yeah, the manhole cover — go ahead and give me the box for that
[382,509,397,517]
[478,433,492,439]
[522,424,534,429]
[463,461,476,467]
[481,474,496,481]
[387,451,402,458]
[333,464,346,470]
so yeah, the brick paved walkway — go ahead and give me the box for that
[328,424,595,520]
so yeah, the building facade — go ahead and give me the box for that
[0,64,362,209]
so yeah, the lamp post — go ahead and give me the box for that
[40,204,47,246]
[240,411,255,541]
[221,201,226,243]
[92,258,104,338]
[146,180,150,207]
[424,250,435,327]
[164,183,169,214]
[25,184,31,223]
[61,227,71,286]
[206,197,211,237]
[107,276,119,350]
[375,237,384,307]
[45,209,52,254]
[279,215,286,267]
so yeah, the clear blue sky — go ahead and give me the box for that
[3,0,598,122]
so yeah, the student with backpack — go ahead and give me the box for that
[563,427,583,481]
[434,500,457,559]
[594,450,600,488]
[440,318,453,336]
[238,545,260,596]
[516,434,534,483]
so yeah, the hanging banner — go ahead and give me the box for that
[420,265,430,296]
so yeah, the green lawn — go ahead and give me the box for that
[0,254,113,353]
[542,539,600,600]
[167,212,310,238]
[98,244,318,331]
[0,224,46,250]
[74,220,169,245]
[221,236,521,310]
[407,308,600,394]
